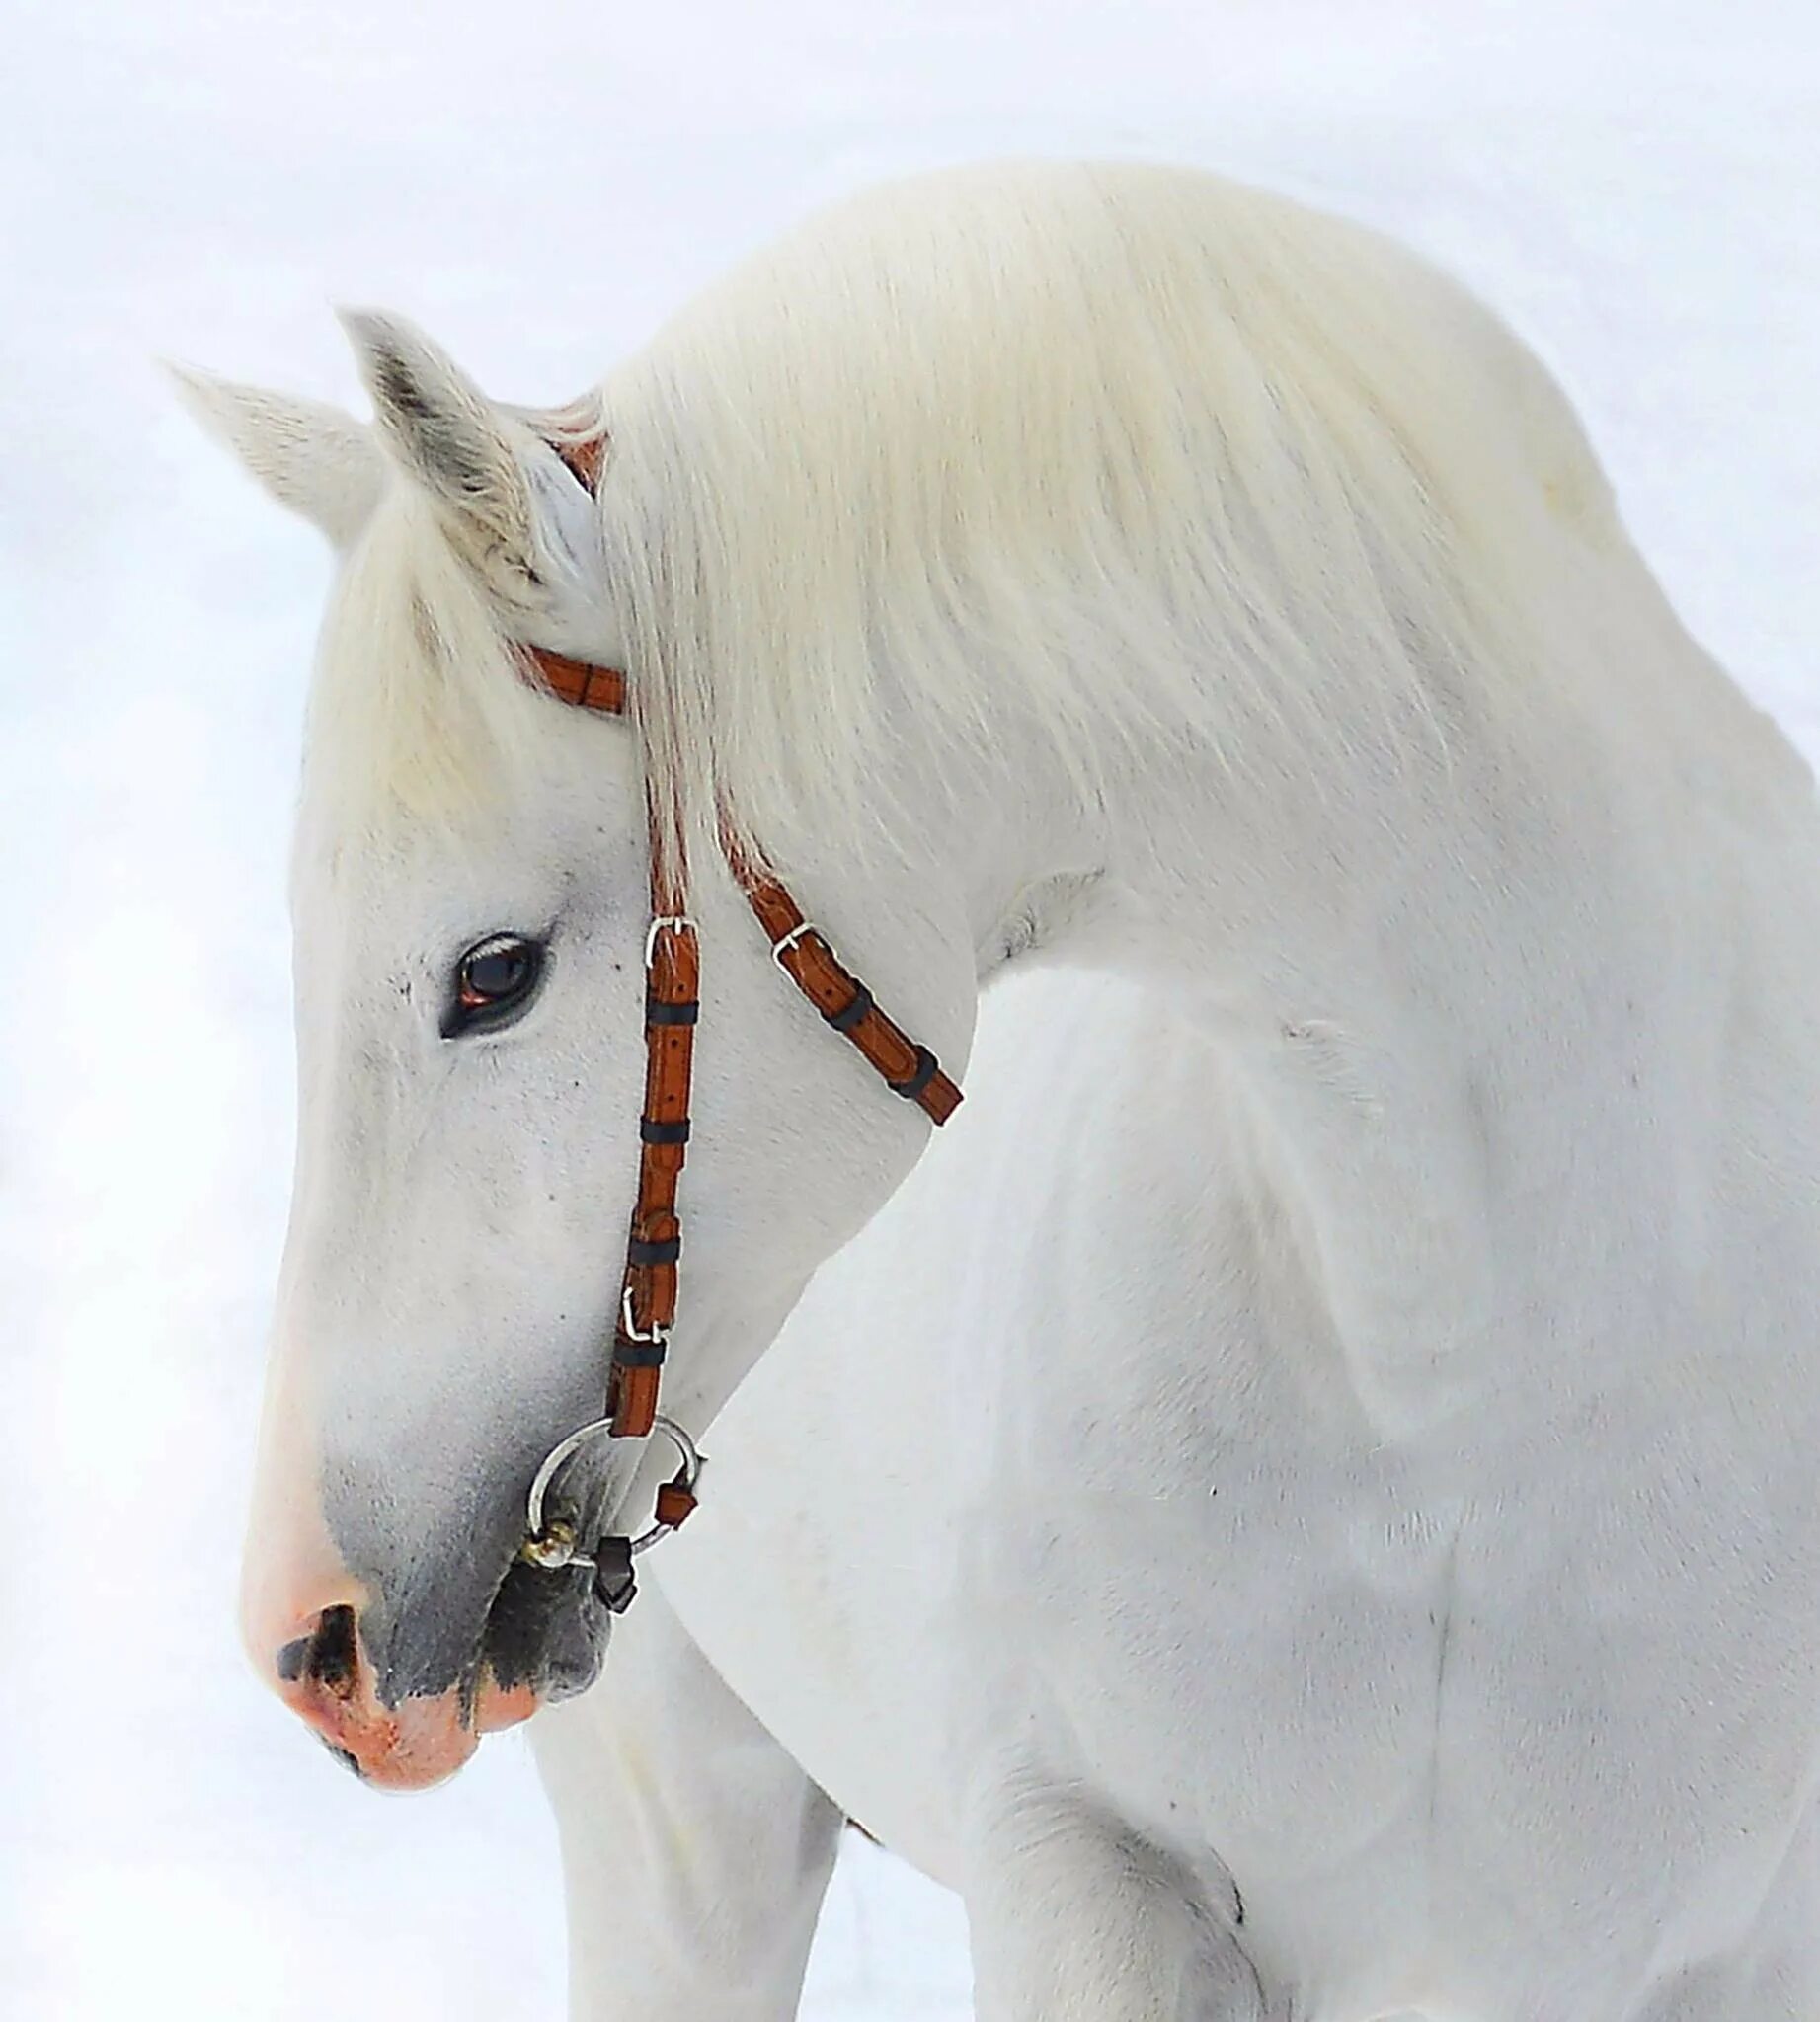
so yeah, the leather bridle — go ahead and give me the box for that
[513,436,962,1614]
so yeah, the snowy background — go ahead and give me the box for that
[3,3,1815,2016]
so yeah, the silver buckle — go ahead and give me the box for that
[771,920,825,972]
[619,1287,671,1346]
[644,914,697,970]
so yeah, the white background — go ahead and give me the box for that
[2,3,1815,2016]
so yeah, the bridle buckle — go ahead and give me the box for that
[619,1287,670,1348]
[645,914,697,971]
[771,919,825,972]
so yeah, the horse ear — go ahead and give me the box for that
[171,367,384,549]
[336,308,550,592]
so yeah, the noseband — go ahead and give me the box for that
[514,435,962,1614]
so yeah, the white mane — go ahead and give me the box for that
[308,160,1631,860]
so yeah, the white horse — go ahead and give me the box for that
[182,160,1820,2020]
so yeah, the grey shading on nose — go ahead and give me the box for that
[320,1387,617,1708]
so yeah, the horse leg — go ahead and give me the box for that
[529,1579,842,2022]
[964,1793,1269,2022]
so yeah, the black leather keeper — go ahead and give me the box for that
[591,1535,638,1615]
[627,1235,681,1266]
[645,996,699,1026]
[825,981,874,1034]
[889,1045,940,1102]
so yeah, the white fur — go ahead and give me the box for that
[197,161,1820,2018]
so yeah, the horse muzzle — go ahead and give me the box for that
[259,1542,612,1790]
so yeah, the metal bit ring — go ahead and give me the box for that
[520,1412,704,1572]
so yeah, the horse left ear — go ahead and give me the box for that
[170,367,384,550]
[337,308,574,598]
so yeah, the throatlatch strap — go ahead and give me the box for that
[738,871,962,1125]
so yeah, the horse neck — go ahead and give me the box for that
[916,617,1768,1437]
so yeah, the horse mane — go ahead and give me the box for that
[307,160,1628,860]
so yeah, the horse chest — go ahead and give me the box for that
[961,1383,1820,2008]
[970,1381,1468,1893]
[658,972,1820,2005]
[670,1276,1820,2013]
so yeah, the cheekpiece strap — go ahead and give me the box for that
[522,429,961,1455]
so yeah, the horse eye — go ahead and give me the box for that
[446,934,545,1034]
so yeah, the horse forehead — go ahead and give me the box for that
[288,816,450,946]
[291,707,643,897]
[290,777,570,923]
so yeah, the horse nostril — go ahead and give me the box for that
[281,1602,361,1700]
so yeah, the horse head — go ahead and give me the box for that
[180,312,977,1786]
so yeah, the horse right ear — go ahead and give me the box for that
[170,366,385,550]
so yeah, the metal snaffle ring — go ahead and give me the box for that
[519,1412,705,1572]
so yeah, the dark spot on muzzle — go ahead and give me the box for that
[318,1735,366,1781]
[295,1603,359,1699]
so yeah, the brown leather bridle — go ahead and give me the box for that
[514,435,962,1608]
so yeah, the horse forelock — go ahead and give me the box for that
[297,483,559,857]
